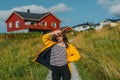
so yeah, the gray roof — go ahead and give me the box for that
[14,11,49,21]
[105,19,120,22]
[72,22,95,28]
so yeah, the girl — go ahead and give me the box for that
[33,30,80,80]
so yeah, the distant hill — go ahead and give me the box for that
[0,25,120,80]
[71,25,120,80]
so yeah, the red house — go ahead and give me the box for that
[5,10,60,33]
[62,26,73,31]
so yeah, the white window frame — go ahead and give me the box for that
[41,21,47,26]
[51,22,56,28]
[25,22,31,25]
[9,22,12,28]
[16,21,20,28]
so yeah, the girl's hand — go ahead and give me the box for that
[49,30,62,36]
[53,30,62,36]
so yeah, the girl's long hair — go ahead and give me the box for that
[52,30,69,48]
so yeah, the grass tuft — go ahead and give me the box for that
[71,26,120,80]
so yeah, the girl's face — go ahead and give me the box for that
[55,34,63,43]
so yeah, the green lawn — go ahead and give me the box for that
[71,26,120,80]
[0,26,120,80]
[0,35,48,80]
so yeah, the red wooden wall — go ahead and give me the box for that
[6,13,60,32]
[6,13,25,32]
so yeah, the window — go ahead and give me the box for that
[41,22,47,26]
[25,22,31,25]
[83,26,86,28]
[16,21,20,28]
[9,22,12,28]
[51,22,56,28]
[31,21,36,25]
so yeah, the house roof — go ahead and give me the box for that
[72,22,95,28]
[61,26,72,31]
[105,19,120,22]
[6,11,61,22]
[95,23,100,26]
[14,11,50,21]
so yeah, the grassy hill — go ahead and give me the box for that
[0,25,120,80]
[71,25,120,80]
[0,35,48,80]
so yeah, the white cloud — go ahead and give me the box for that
[98,0,111,4]
[0,10,11,27]
[98,0,120,5]
[0,3,72,28]
[97,0,120,17]
[12,5,48,13]
[110,4,120,16]
[0,10,12,21]
[11,3,72,13]
[49,3,72,12]
[0,20,6,27]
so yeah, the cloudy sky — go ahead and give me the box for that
[0,0,120,33]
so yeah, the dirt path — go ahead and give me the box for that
[46,63,81,80]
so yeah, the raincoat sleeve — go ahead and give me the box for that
[67,44,80,62]
[42,33,54,46]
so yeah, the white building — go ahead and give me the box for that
[73,22,95,31]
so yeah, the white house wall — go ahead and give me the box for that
[95,25,103,31]
[7,29,29,33]
[110,22,118,27]
[73,26,90,31]
[100,21,110,26]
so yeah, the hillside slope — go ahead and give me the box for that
[0,25,120,80]
[71,25,120,80]
[0,36,48,80]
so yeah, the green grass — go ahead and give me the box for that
[0,32,42,39]
[71,26,120,80]
[0,35,48,80]
[0,26,120,80]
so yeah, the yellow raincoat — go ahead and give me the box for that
[33,33,80,72]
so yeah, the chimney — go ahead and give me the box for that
[27,9,30,13]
